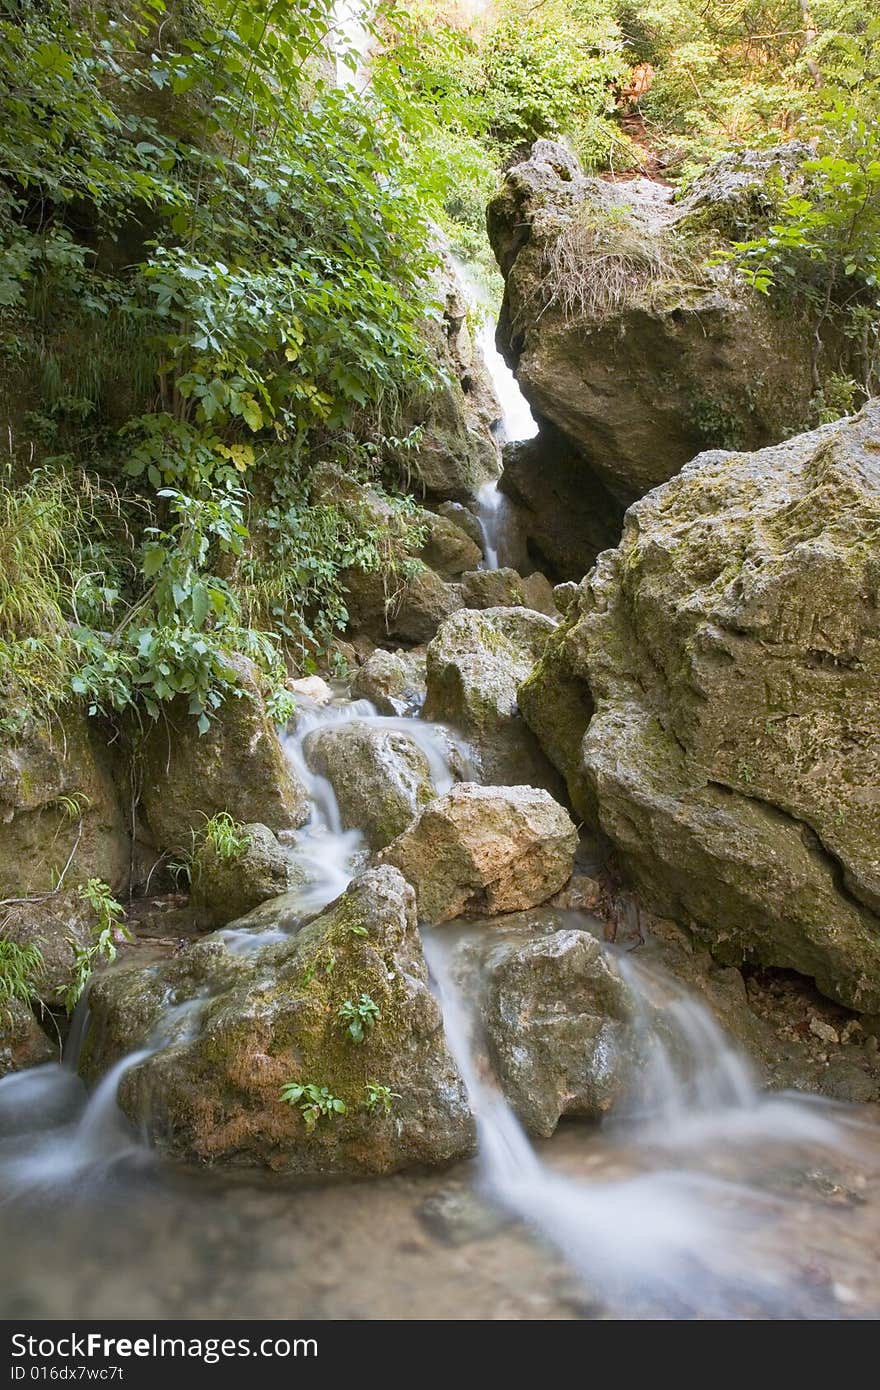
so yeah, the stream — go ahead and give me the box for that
[1,252,879,1323]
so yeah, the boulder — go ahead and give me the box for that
[424,606,563,793]
[419,513,483,578]
[481,927,633,1136]
[190,823,302,930]
[378,783,577,924]
[303,720,442,852]
[349,648,426,716]
[139,655,308,855]
[488,139,856,507]
[460,567,557,616]
[81,867,474,1176]
[437,501,485,552]
[0,999,56,1076]
[521,403,880,1011]
[0,710,129,898]
[343,563,463,646]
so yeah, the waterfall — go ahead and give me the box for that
[331,1,372,89]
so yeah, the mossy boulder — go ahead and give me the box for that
[190,823,302,931]
[424,606,564,794]
[460,567,557,616]
[303,720,445,852]
[139,655,308,855]
[488,139,858,509]
[0,893,95,1007]
[80,867,474,1175]
[521,402,880,1011]
[379,783,577,924]
[419,513,483,578]
[0,709,129,899]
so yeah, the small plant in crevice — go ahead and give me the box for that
[0,939,45,1023]
[337,993,381,1043]
[364,1082,400,1116]
[201,813,251,863]
[279,1082,347,1133]
[63,878,130,1012]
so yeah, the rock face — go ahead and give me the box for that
[303,720,442,851]
[499,426,624,581]
[488,139,854,511]
[402,250,502,501]
[0,711,129,898]
[81,867,474,1175]
[190,823,302,931]
[139,656,308,854]
[424,606,563,793]
[379,783,577,924]
[521,403,880,1011]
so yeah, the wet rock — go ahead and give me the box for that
[140,655,308,855]
[350,648,427,716]
[419,513,483,578]
[0,999,56,1076]
[286,676,334,705]
[481,928,632,1136]
[82,867,474,1177]
[190,823,302,931]
[304,720,442,852]
[0,710,129,898]
[460,568,557,616]
[419,1188,512,1246]
[379,783,577,924]
[521,402,880,1011]
[424,606,563,794]
[488,139,854,506]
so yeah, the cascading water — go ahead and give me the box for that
[424,930,874,1318]
[450,256,537,571]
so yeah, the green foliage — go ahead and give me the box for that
[279,1081,347,1132]
[363,1081,400,1115]
[337,992,381,1044]
[63,878,131,1012]
[720,103,880,398]
[0,0,445,734]
[196,812,250,864]
[0,939,45,1022]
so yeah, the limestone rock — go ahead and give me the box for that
[0,999,56,1076]
[424,606,563,793]
[304,720,443,851]
[419,513,483,578]
[379,783,577,924]
[350,648,426,716]
[521,403,880,1011]
[140,655,308,855]
[488,139,856,507]
[81,867,474,1176]
[0,710,129,899]
[190,823,302,931]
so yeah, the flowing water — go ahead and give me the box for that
[1,690,879,1320]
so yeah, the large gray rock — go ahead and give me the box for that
[488,140,855,508]
[379,783,577,924]
[190,823,302,930]
[419,513,483,578]
[521,403,880,1011]
[81,867,474,1176]
[304,720,443,851]
[424,606,563,793]
[349,648,427,716]
[140,655,308,855]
